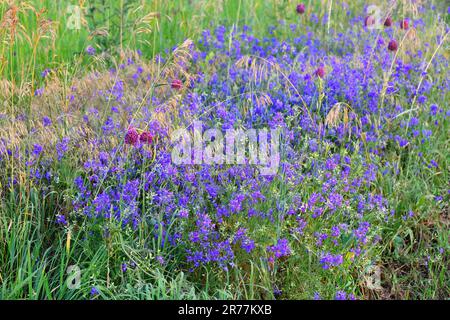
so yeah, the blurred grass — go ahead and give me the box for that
[0,0,378,85]
[0,0,266,81]
[1,0,444,88]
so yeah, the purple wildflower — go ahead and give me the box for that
[86,46,96,55]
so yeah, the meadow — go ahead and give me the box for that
[0,0,449,300]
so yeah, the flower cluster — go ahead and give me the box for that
[125,128,154,146]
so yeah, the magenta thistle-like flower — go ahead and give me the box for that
[139,131,153,144]
[388,39,398,51]
[171,79,183,90]
[315,66,325,78]
[125,127,139,145]
[296,3,305,14]
[400,19,409,30]
[384,17,393,27]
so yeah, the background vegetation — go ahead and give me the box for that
[0,0,448,299]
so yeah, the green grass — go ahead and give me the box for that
[0,0,379,85]
[0,0,449,300]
